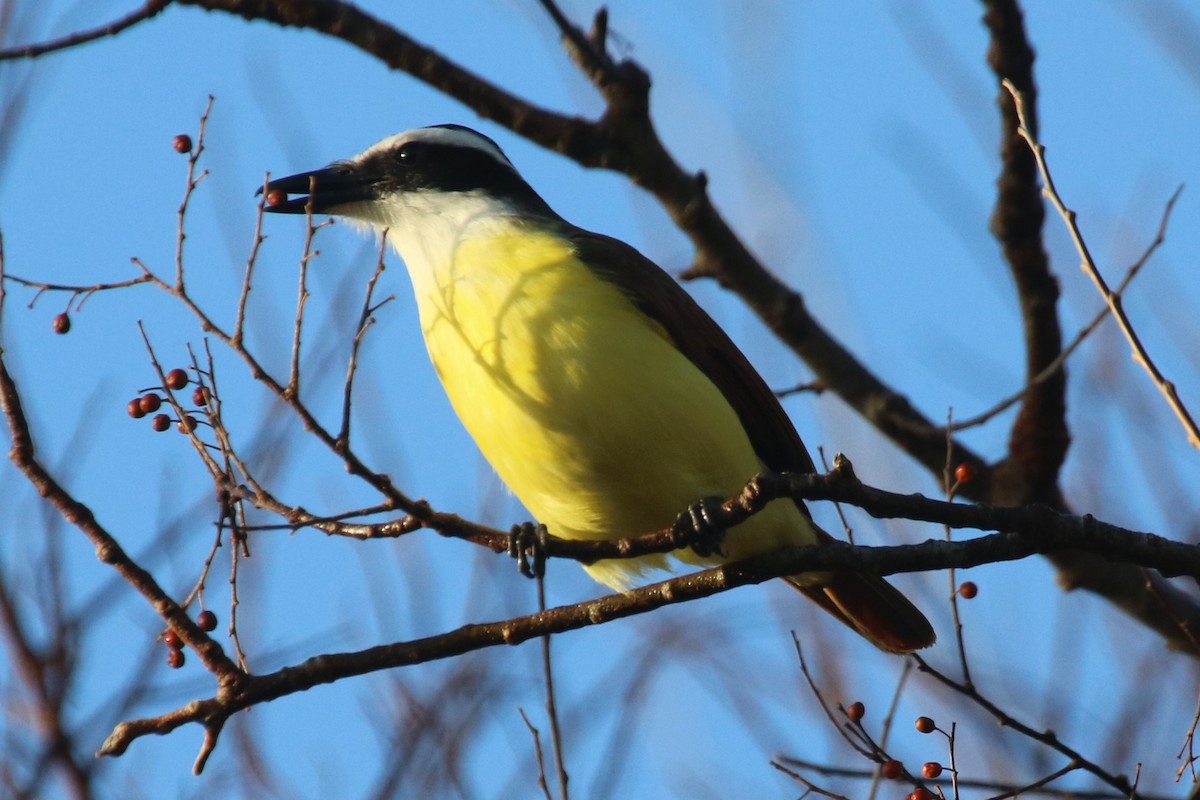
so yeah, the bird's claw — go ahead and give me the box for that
[671,496,728,558]
[508,522,548,579]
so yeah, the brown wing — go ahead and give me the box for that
[570,229,816,478]
[569,228,936,653]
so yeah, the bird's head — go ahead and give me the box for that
[260,125,554,232]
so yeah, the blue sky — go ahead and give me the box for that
[2,2,1199,798]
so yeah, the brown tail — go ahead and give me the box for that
[787,572,936,653]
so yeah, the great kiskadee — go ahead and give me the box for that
[262,125,934,653]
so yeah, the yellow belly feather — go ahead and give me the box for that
[408,224,815,589]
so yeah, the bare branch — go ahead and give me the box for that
[0,349,241,684]
[951,185,1183,432]
[339,236,392,448]
[983,0,1069,505]
[1004,78,1200,451]
[915,655,1135,797]
[0,0,171,61]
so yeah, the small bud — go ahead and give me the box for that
[127,399,147,419]
[954,462,976,484]
[139,393,162,414]
[197,609,217,632]
[177,415,198,434]
[915,716,936,734]
[958,581,978,600]
[165,368,189,390]
[52,313,71,334]
[166,647,185,669]
[151,413,171,432]
[162,629,181,649]
[922,762,943,779]
[881,759,902,780]
[173,134,193,153]
[846,701,865,722]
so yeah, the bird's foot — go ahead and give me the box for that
[671,496,728,558]
[508,522,548,579]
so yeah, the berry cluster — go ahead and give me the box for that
[842,705,949,799]
[160,609,218,669]
[126,367,210,433]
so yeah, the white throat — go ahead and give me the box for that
[341,189,529,289]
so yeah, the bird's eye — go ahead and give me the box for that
[397,142,426,162]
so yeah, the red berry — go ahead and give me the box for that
[151,413,170,432]
[165,368,189,390]
[162,629,181,649]
[139,393,162,414]
[922,762,943,779]
[954,462,976,484]
[166,647,185,669]
[192,386,210,406]
[177,415,197,434]
[915,716,936,734]
[173,134,193,153]
[197,609,217,631]
[908,790,934,800]
[881,759,902,780]
[265,188,287,207]
[127,399,147,419]
[958,581,978,600]
[52,313,71,334]
[846,701,865,722]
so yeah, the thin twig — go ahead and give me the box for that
[951,185,1183,431]
[174,96,213,291]
[0,0,171,60]
[339,234,393,447]
[770,760,852,800]
[817,446,854,545]
[534,0,614,83]
[944,413,974,690]
[234,175,270,344]
[1176,684,1200,783]
[868,659,913,798]
[947,721,960,800]
[288,191,324,399]
[1004,79,1199,450]
[914,654,1137,797]
[1,342,242,689]
[518,709,554,800]
[537,574,569,800]
[790,635,877,761]
[777,757,1154,800]
[2,272,155,310]
[985,761,1082,800]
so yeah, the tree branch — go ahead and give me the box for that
[94,504,1199,770]
[982,0,1069,508]
[0,0,172,60]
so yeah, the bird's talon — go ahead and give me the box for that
[508,522,548,578]
[672,496,727,558]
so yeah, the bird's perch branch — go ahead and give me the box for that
[94,497,1198,770]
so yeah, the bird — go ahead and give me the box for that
[261,124,935,653]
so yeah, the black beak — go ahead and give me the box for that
[257,164,375,214]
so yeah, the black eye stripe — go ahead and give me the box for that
[354,139,558,219]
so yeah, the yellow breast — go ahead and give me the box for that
[403,221,812,588]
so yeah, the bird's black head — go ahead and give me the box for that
[259,125,554,218]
